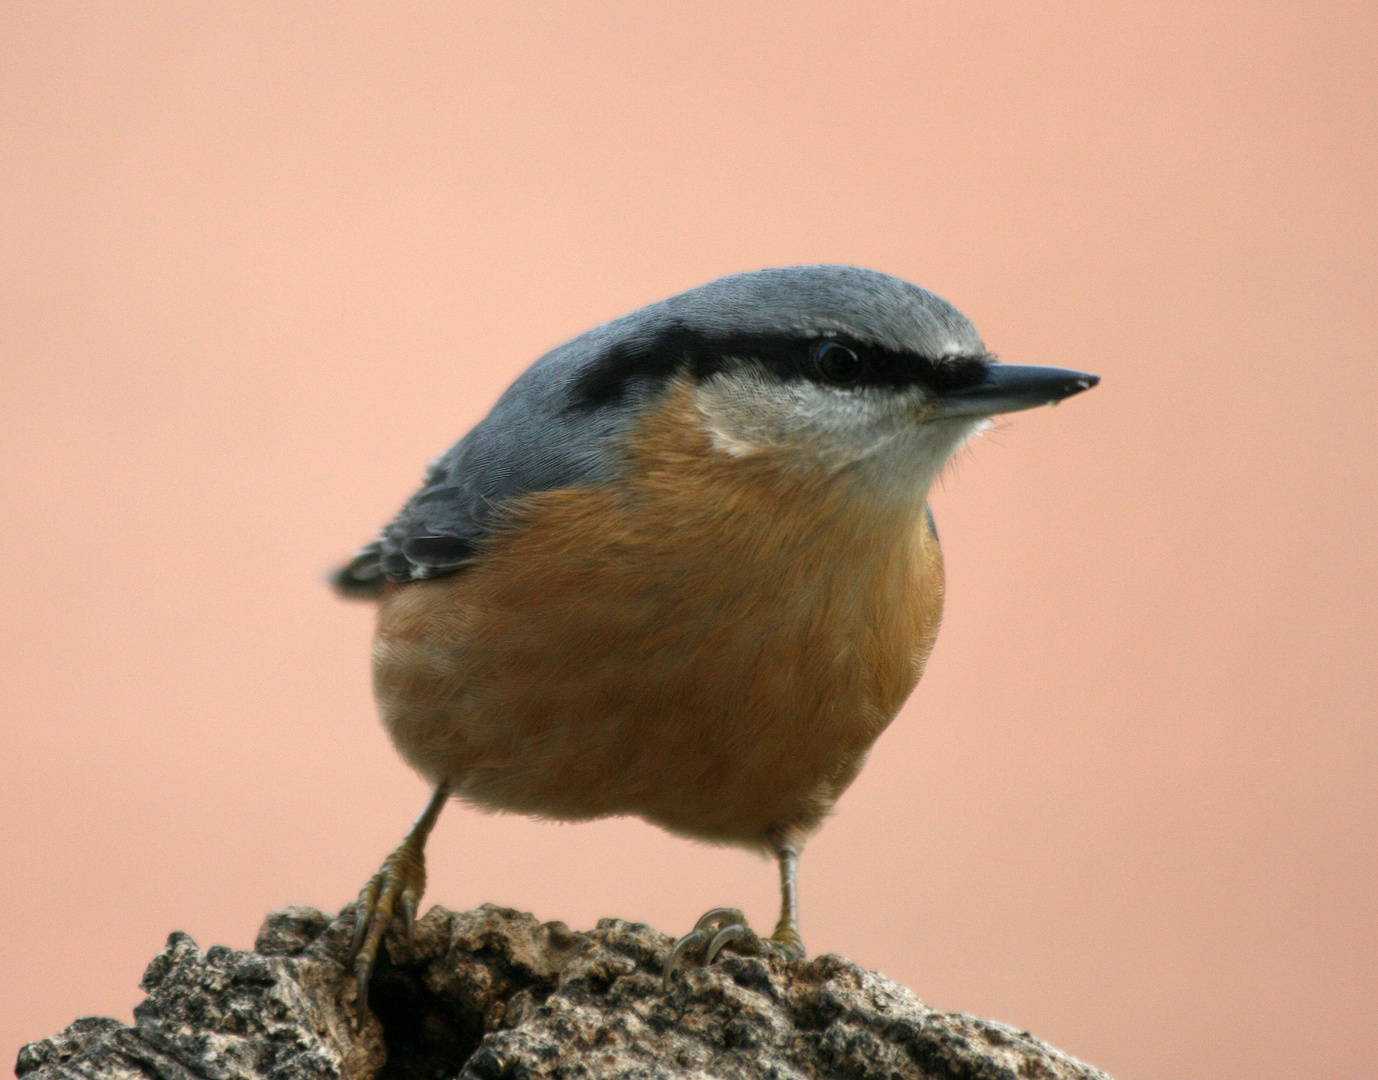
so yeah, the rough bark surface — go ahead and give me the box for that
[17,904,1112,1080]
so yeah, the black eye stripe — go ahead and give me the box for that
[568,324,991,410]
[802,337,990,393]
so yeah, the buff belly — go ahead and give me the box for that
[370,381,946,850]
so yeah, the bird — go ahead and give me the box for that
[331,265,1098,999]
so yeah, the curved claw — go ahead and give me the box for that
[662,929,710,989]
[703,923,750,966]
[350,881,377,959]
[694,907,745,931]
[401,895,418,951]
[663,908,762,988]
[355,961,372,1009]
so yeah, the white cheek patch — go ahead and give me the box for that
[694,371,891,464]
[693,369,984,496]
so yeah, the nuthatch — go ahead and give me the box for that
[333,265,1097,996]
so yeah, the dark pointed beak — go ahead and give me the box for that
[930,363,1100,418]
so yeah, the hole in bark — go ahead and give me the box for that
[367,962,485,1080]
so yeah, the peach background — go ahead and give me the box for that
[3,4,1374,1077]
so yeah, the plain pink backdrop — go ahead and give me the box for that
[3,4,1374,1078]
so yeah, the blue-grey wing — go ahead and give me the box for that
[331,331,643,598]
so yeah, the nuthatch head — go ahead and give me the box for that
[336,265,1095,594]
[336,266,1098,996]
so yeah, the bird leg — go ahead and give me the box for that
[662,844,805,988]
[770,844,804,954]
[349,781,449,1004]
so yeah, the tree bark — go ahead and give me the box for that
[17,904,1112,1080]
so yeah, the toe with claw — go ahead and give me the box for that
[662,845,807,988]
[348,839,428,1003]
[662,907,804,988]
[345,782,449,1009]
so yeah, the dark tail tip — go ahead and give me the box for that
[329,547,387,600]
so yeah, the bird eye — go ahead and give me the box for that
[815,341,863,384]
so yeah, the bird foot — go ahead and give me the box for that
[662,907,805,988]
[348,836,428,1007]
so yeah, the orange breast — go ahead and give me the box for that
[372,378,945,850]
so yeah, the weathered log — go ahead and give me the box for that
[18,904,1111,1080]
